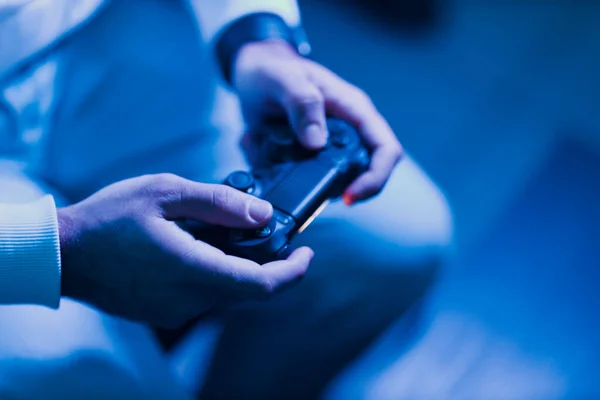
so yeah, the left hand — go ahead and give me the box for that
[233,40,403,205]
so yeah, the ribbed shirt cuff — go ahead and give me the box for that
[0,195,61,308]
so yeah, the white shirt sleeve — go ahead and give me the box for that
[187,0,301,44]
[0,195,61,308]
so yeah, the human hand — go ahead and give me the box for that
[233,41,403,205]
[57,173,313,328]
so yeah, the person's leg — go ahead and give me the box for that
[0,161,189,399]
[14,1,453,396]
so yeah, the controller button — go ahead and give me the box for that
[332,133,352,148]
[226,171,255,193]
[255,225,272,238]
[277,215,292,225]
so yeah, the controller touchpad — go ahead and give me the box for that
[263,160,337,220]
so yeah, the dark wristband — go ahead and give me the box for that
[215,12,311,86]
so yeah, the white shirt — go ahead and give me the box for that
[0,0,300,308]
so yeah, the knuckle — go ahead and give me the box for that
[288,89,324,109]
[256,275,276,299]
[149,173,180,193]
[147,173,186,206]
[210,184,233,210]
[390,142,404,161]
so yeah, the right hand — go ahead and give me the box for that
[57,173,313,328]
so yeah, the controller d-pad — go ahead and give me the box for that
[228,225,273,243]
[254,225,272,238]
[276,214,292,225]
[228,229,246,242]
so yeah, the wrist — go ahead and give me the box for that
[57,207,85,299]
[232,40,299,88]
[215,12,310,86]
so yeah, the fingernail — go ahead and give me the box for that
[249,199,273,223]
[342,193,354,206]
[304,124,327,149]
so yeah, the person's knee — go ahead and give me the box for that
[305,155,453,273]
[366,156,454,268]
[299,155,453,316]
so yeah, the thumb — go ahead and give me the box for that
[279,75,328,149]
[159,179,273,228]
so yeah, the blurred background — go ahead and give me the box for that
[3,1,599,398]
[296,1,600,398]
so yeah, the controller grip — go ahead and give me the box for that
[275,244,294,260]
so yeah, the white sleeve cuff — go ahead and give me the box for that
[188,0,301,44]
[0,195,61,308]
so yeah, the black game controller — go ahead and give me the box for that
[188,118,370,264]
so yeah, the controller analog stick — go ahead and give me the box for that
[332,133,351,148]
[328,120,354,148]
[226,171,255,193]
[265,129,297,163]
